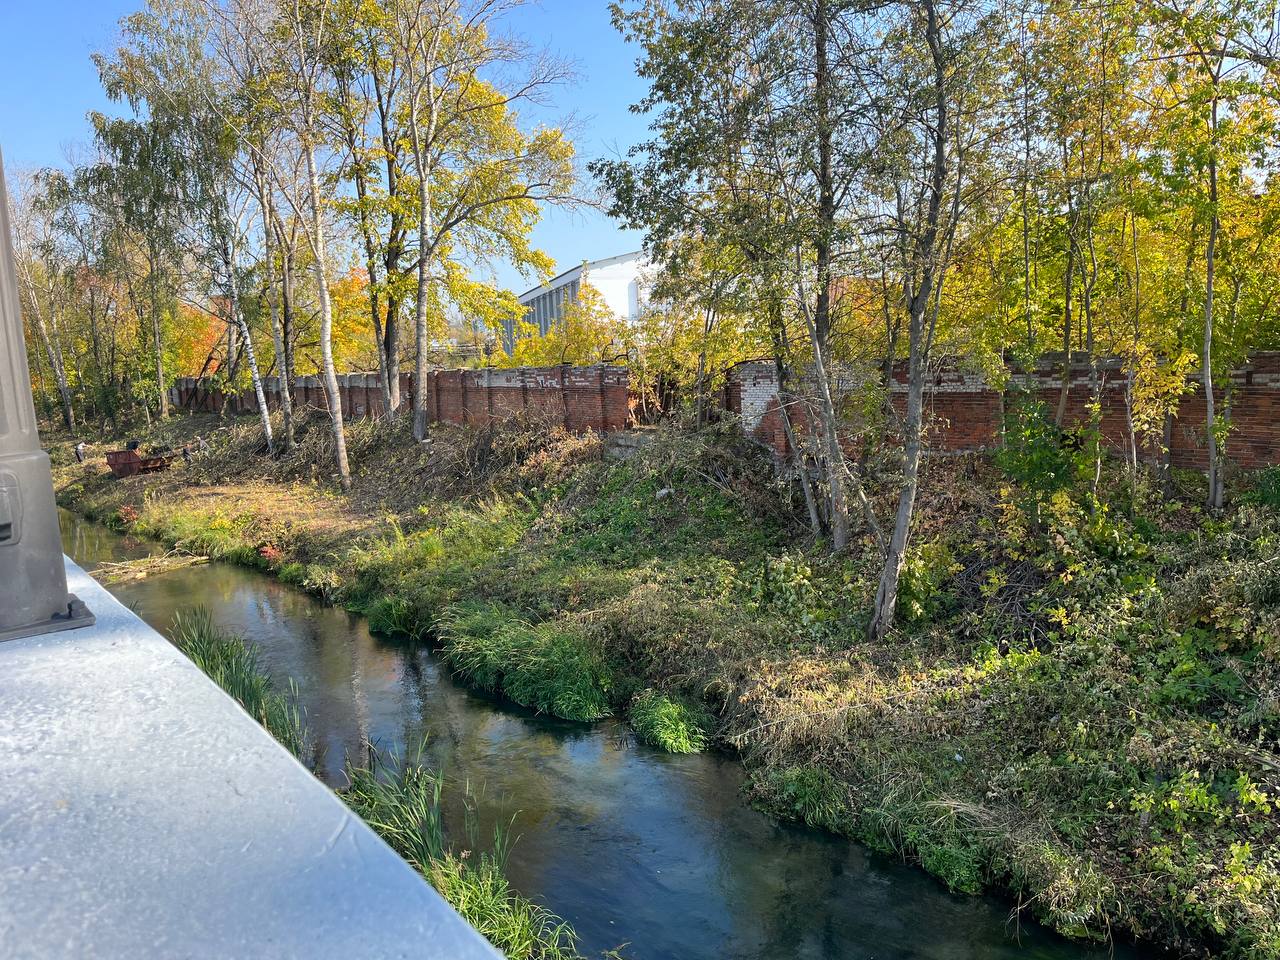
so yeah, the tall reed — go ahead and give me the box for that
[171,608,306,758]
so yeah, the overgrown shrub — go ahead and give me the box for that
[1245,466,1280,510]
[996,397,1085,496]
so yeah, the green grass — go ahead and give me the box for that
[341,748,586,960]
[171,608,587,960]
[555,462,782,567]
[170,608,306,757]
[439,601,613,722]
[364,595,426,641]
[629,689,709,753]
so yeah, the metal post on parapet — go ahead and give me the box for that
[0,149,93,641]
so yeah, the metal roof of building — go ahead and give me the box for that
[516,250,644,302]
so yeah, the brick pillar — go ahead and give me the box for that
[353,374,366,419]
[597,366,607,433]
[561,365,570,430]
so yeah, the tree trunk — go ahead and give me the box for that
[223,235,273,455]
[869,0,948,643]
[263,213,295,450]
[871,349,926,642]
[280,238,297,387]
[374,55,404,414]
[1055,224,1075,427]
[255,169,294,449]
[18,264,75,431]
[346,123,395,420]
[802,0,856,544]
[385,293,401,411]
[1124,368,1139,484]
[812,0,836,349]
[409,77,439,443]
[694,307,712,427]
[1204,147,1221,510]
[149,244,168,420]
[412,240,432,441]
[780,389,824,536]
[304,141,352,489]
[804,307,851,549]
[1127,212,1142,491]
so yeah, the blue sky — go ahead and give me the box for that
[0,1,648,292]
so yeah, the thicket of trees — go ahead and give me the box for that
[12,0,577,487]
[15,0,1280,640]
[595,0,1280,639]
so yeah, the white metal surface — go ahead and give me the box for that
[0,558,502,960]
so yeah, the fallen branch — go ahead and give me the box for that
[96,550,210,584]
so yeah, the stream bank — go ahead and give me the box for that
[61,507,1139,960]
[53,412,1278,957]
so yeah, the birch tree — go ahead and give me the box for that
[10,171,76,431]
[866,0,1006,640]
[98,0,276,452]
[391,0,575,441]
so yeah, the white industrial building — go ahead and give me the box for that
[501,251,648,353]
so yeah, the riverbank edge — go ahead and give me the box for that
[53,477,1148,960]
[167,602,590,959]
[51,416,1280,960]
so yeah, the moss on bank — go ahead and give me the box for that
[56,412,1280,958]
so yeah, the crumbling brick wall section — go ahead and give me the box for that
[726,354,1280,471]
[168,365,631,434]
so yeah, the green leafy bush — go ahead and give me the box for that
[897,541,961,622]
[1244,466,1280,510]
[996,398,1083,495]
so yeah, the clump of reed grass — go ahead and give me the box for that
[364,595,427,641]
[170,608,307,758]
[628,689,709,753]
[439,601,612,722]
[341,745,586,960]
[170,611,589,959]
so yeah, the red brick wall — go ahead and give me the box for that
[727,355,1280,471]
[169,365,631,435]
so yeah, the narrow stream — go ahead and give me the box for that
[61,509,1144,960]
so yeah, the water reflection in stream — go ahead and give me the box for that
[61,509,1144,960]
